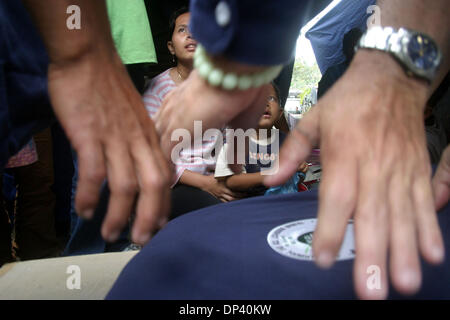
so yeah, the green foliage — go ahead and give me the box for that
[298,87,311,105]
[290,58,321,93]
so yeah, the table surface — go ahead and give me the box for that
[0,251,137,300]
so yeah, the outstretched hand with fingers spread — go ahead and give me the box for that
[49,52,172,246]
[265,50,445,299]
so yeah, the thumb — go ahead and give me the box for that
[264,105,320,187]
[433,145,450,211]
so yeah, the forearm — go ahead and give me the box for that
[226,173,264,192]
[178,170,210,190]
[22,0,116,64]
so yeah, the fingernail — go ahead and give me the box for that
[431,245,444,263]
[133,230,151,245]
[315,251,334,269]
[158,217,168,228]
[399,269,420,291]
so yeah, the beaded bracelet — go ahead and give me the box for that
[193,44,283,90]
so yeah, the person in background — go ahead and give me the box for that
[0,141,37,266]
[144,7,242,219]
[0,129,60,266]
[106,0,158,93]
[215,82,308,197]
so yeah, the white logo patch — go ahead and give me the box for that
[267,219,355,261]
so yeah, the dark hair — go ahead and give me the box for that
[270,82,282,108]
[343,28,363,62]
[168,6,189,41]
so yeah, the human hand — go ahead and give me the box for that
[48,51,172,245]
[155,69,270,159]
[297,161,309,174]
[265,50,445,299]
[202,176,243,202]
[433,145,450,211]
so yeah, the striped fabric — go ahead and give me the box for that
[5,139,38,168]
[143,69,221,187]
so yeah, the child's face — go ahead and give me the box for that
[258,86,282,129]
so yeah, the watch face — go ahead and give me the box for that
[408,34,439,70]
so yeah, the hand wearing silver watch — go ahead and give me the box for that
[356,26,442,83]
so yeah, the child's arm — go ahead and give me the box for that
[179,170,212,190]
[180,170,242,202]
[227,161,309,192]
[225,172,265,192]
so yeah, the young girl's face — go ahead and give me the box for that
[258,86,282,130]
[167,12,197,63]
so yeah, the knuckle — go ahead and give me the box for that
[357,204,387,227]
[83,169,105,186]
[112,180,138,196]
[415,161,432,178]
[321,182,344,205]
[141,173,166,191]
[339,186,357,210]
[127,127,146,143]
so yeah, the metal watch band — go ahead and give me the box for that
[356,26,441,83]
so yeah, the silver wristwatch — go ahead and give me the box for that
[356,26,442,83]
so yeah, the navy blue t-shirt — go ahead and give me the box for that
[245,131,286,174]
[107,190,450,299]
[244,131,286,196]
[0,0,52,168]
